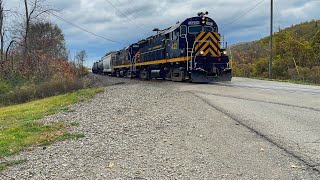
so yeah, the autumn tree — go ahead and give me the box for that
[26,21,68,79]
[12,0,56,76]
[28,22,67,58]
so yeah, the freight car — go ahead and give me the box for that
[93,12,232,83]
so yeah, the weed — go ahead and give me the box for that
[55,133,85,141]
[0,159,27,171]
[70,122,80,127]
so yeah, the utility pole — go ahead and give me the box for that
[269,0,273,79]
[0,0,4,63]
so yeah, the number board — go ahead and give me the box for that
[188,21,200,25]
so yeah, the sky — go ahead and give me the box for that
[5,0,320,67]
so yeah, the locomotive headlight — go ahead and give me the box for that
[223,50,227,55]
[200,50,204,55]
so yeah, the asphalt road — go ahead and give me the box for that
[176,77,320,172]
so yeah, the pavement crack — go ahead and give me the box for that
[305,139,320,144]
[192,92,320,174]
[211,83,320,95]
[191,91,320,112]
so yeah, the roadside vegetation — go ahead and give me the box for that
[0,0,102,170]
[0,88,103,171]
[231,20,320,84]
[0,0,90,106]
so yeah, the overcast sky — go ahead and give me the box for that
[5,0,320,66]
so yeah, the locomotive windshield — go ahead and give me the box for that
[204,26,214,32]
[189,25,202,34]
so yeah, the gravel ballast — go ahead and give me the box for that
[1,75,319,179]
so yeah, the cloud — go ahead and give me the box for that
[4,0,320,66]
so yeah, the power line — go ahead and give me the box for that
[24,1,123,45]
[126,0,154,26]
[229,0,265,25]
[221,0,266,29]
[119,0,153,30]
[104,0,150,36]
[49,12,123,45]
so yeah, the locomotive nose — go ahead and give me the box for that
[194,32,221,57]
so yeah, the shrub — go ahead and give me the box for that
[252,58,269,77]
[308,66,320,84]
[0,74,85,106]
[82,77,89,89]
[288,66,320,84]
[0,80,12,95]
[14,83,37,103]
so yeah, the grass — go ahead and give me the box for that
[0,88,103,170]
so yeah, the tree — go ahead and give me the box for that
[28,22,67,59]
[252,58,269,77]
[75,50,87,77]
[24,21,68,79]
[0,0,5,71]
[21,0,56,74]
[23,0,52,53]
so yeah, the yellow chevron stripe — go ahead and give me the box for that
[196,42,209,56]
[209,41,219,54]
[201,42,211,52]
[195,32,205,41]
[203,47,216,56]
[214,32,221,40]
[196,40,219,56]
[195,33,212,50]
[195,32,219,51]
[213,32,221,49]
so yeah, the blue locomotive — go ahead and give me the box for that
[93,12,232,83]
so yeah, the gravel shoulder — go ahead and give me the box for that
[1,76,319,179]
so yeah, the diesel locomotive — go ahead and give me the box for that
[93,12,232,83]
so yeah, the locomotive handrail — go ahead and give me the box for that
[181,34,190,71]
[191,40,210,69]
[140,48,165,55]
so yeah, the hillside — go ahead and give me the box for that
[230,20,320,84]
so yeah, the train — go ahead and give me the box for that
[92,12,232,83]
